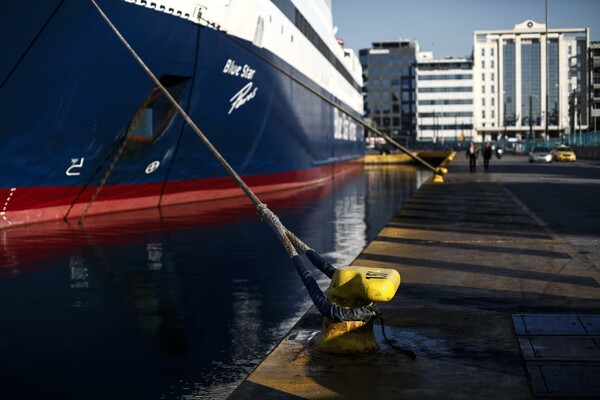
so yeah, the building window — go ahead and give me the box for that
[491,48,495,56]
[548,40,559,125]
[491,60,495,69]
[491,72,495,80]
[491,98,495,106]
[482,73,485,81]
[481,48,485,56]
[482,98,486,106]
[521,40,541,125]
[482,85,485,93]
[491,85,495,93]
[482,60,485,68]
[503,41,516,126]
[482,110,486,118]
[492,110,495,118]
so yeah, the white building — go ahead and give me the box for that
[473,20,589,141]
[416,52,474,142]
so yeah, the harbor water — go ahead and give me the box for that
[0,165,428,399]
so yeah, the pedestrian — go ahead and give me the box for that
[483,142,492,171]
[466,141,478,172]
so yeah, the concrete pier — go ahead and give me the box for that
[229,154,600,400]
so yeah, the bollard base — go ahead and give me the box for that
[432,173,444,183]
[315,317,378,353]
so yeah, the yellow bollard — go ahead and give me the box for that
[431,166,447,184]
[316,266,400,353]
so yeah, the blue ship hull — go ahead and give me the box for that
[0,0,364,228]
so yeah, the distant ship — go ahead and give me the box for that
[0,0,364,229]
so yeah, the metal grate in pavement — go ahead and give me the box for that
[513,314,600,398]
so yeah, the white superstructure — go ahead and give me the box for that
[124,0,363,114]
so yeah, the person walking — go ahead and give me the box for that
[483,142,492,171]
[466,141,478,172]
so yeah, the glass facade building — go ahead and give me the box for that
[591,42,600,131]
[548,41,559,125]
[520,40,541,130]
[473,20,589,140]
[359,40,418,138]
[503,41,516,126]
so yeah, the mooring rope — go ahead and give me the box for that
[378,313,417,360]
[89,0,376,322]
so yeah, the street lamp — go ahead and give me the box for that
[503,91,507,139]
[528,94,539,140]
[545,0,549,141]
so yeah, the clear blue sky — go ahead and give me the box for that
[332,0,600,58]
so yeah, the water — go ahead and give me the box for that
[0,165,427,399]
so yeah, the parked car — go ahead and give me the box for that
[552,145,576,162]
[529,147,553,163]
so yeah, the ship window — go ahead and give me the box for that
[253,16,264,47]
[126,75,189,151]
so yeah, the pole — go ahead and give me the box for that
[503,99,507,139]
[455,115,457,143]
[433,110,437,146]
[545,0,549,140]
[529,95,533,140]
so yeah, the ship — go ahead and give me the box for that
[0,0,365,229]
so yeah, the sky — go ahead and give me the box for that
[332,0,600,58]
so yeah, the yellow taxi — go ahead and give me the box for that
[552,145,576,162]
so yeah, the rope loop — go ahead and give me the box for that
[292,255,377,322]
[257,203,297,257]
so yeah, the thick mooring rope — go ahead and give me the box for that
[89,0,376,322]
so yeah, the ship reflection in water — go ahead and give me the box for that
[0,165,428,399]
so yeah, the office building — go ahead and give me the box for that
[416,53,474,142]
[591,41,600,132]
[473,20,589,141]
[359,40,418,139]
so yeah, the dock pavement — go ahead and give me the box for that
[229,153,600,400]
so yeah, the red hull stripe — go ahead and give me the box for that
[0,161,362,229]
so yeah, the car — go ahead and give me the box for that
[529,146,553,163]
[552,145,576,162]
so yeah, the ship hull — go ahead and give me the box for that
[0,0,364,228]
